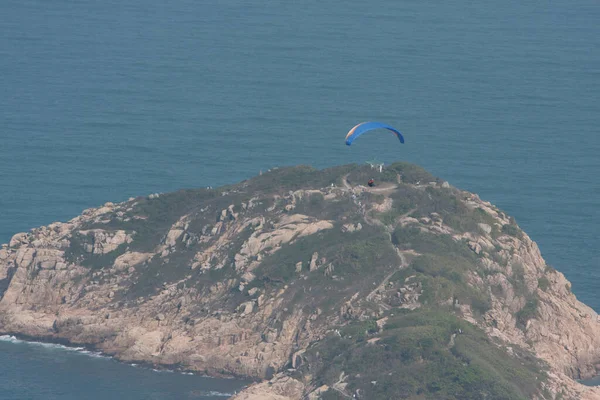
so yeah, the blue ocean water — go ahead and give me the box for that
[1,0,599,396]
[0,335,249,399]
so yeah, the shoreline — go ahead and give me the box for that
[0,330,254,384]
[580,376,600,387]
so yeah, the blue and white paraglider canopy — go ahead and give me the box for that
[345,121,404,146]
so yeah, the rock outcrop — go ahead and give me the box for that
[0,163,598,399]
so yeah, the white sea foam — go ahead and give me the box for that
[0,335,18,343]
[79,349,109,359]
[0,335,85,352]
[203,391,233,397]
[0,335,223,378]
[152,368,174,373]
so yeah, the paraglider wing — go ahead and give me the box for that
[345,121,405,146]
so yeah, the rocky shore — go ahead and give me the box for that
[1,163,598,399]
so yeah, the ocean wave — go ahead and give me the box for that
[79,349,110,359]
[0,335,85,352]
[0,335,220,378]
[0,335,19,343]
[152,368,174,373]
[202,391,233,397]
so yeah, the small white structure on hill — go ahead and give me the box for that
[366,160,384,173]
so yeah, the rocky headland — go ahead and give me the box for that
[0,163,598,399]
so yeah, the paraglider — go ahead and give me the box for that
[345,121,404,146]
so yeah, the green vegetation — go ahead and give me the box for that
[538,276,550,291]
[56,162,552,398]
[246,165,358,193]
[391,226,491,314]
[345,166,398,186]
[504,261,541,331]
[516,299,539,329]
[502,223,522,238]
[340,319,379,342]
[84,189,221,252]
[373,185,424,224]
[125,252,195,299]
[293,193,356,221]
[393,227,472,258]
[429,198,498,236]
[387,162,439,184]
[252,224,400,306]
[447,206,499,236]
[369,175,500,238]
[64,232,128,269]
[510,262,527,295]
[545,264,557,273]
[303,311,546,399]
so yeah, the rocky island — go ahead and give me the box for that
[0,163,598,399]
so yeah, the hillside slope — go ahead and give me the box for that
[0,163,598,399]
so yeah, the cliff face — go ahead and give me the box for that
[0,163,598,399]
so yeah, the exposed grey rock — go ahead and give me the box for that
[478,223,492,235]
[309,252,319,271]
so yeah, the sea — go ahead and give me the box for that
[1,0,599,397]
